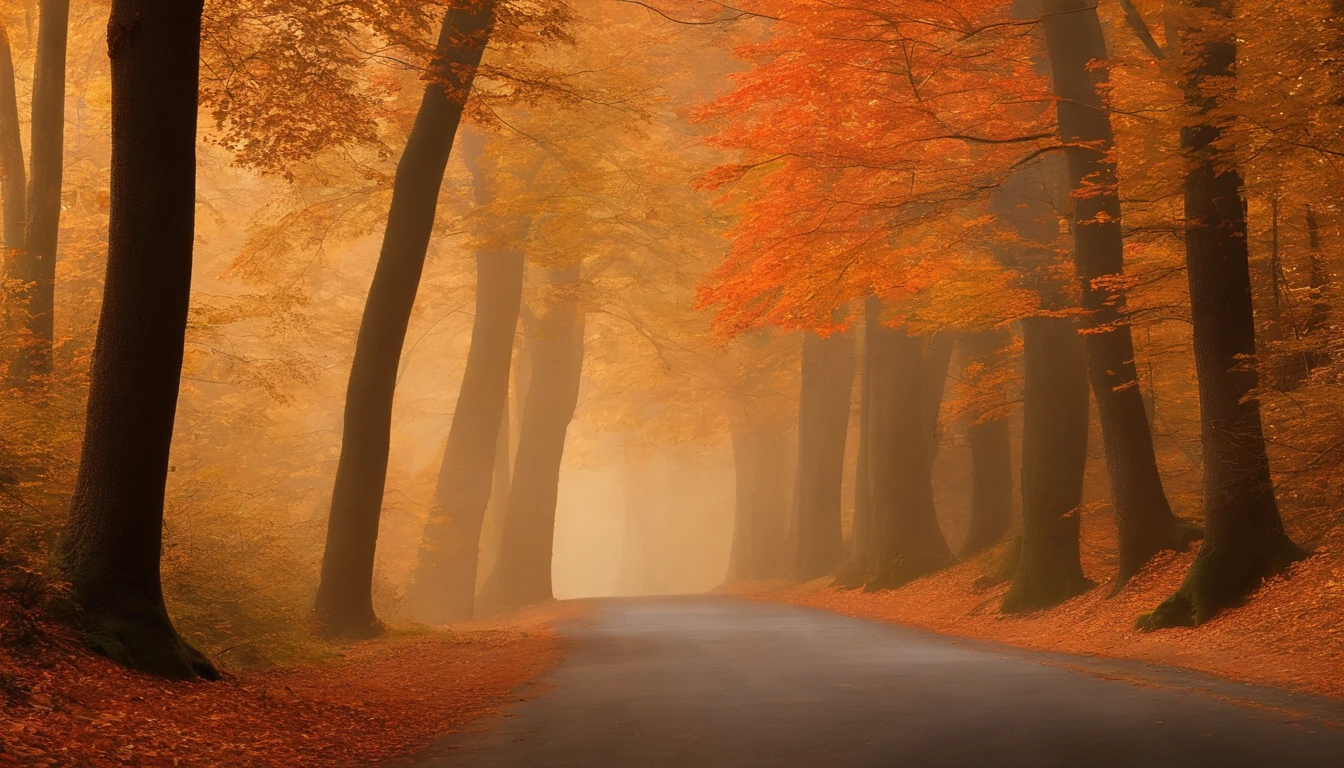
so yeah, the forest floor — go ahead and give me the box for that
[730,524,1344,700]
[0,601,578,767]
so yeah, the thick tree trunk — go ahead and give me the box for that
[728,420,792,582]
[405,252,523,624]
[959,331,1015,557]
[790,329,855,580]
[480,265,584,611]
[1042,0,1198,588]
[862,303,953,590]
[8,0,67,382]
[1140,0,1305,628]
[1003,317,1093,612]
[60,0,214,680]
[405,130,526,626]
[0,24,24,258]
[315,3,496,638]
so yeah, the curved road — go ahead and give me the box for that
[402,596,1344,767]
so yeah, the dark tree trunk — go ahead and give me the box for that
[790,329,855,580]
[860,301,953,590]
[0,24,24,258]
[728,420,792,582]
[8,0,67,382]
[834,303,875,588]
[405,130,526,626]
[315,3,496,638]
[60,0,214,680]
[959,331,1015,557]
[1042,0,1199,588]
[1003,317,1093,613]
[480,265,584,612]
[1140,0,1305,629]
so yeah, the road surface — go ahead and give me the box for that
[400,596,1344,767]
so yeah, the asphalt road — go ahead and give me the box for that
[400,596,1344,767]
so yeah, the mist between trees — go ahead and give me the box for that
[0,0,1341,681]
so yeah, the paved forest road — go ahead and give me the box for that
[400,596,1344,768]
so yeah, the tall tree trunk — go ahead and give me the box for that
[9,0,67,382]
[863,302,953,590]
[405,130,526,626]
[61,0,214,680]
[834,303,875,588]
[959,330,1015,557]
[315,2,496,638]
[1140,0,1305,629]
[1042,0,1199,589]
[790,329,854,580]
[1003,317,1093,612]
[480,265,584,611]
[0,23,24,261]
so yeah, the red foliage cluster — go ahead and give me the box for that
[694,0,1054,335]
[0,605,574,766]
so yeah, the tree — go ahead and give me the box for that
[840,299,953,590]
[479,264,585,611]
[61,0,216,680]
[405,129,526,625]
[0,22,23,265]
[315,0,498,638]
[1041,0,1200,587]
[6,0,67,383]
[1002,315,1093,612]
[1139,0,1305,629]
[957,330,1015,557]
[790,327,854,580]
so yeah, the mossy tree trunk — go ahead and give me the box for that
[1002,317,1093,613]
[1140,0,1305,629]
[405,131,525,625]
[790,328,855,581]
[315,2,496,638]
[1042,0,1198,589]
[61,0,215,681]
[479,265,585,612]
[959,330,1015,557]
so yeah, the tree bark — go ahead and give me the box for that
[479,265,584,611]
[405,129,525,626]
[315,2,496,638]
[921,333,954,458]
[1140,0,1305,629]
[790,328,855,580]
[1002,317,1093,612]
[0,23,24,260]
[8,0,67,382]
[959,330,1015,557]
[834,303,875,588]
[1041,0,1199,588]
[859,301,953,590]
[60,0,214,680]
